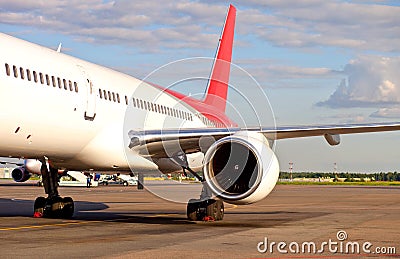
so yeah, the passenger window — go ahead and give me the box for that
[52,76,56,87]
[39,73,44,84]
[13,65,18,78]
[116,93,120,103]
[26,69,31,81]
[63,79,67,90]
[103,90,107,100]
[69,80,73,91]
[132,97,136,107]
[19,67,25,80]
[5,63,10,76]
[46,75,50,85]
[112,92,116,102]
[108,91,112,101]
[140,100,143,109]
[74,82,78,92]
[99,89,103,99]
[33,71,38,82]
[125,96,128,105]
[57,77,62,88]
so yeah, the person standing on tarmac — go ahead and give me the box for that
[86,175,91,188]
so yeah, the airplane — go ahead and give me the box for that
[1,4,400,221]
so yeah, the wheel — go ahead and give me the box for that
[123,181,128,186]
[215,200,224,221]
[62,197,74,219]
[187,199,200,221]
[49,196,65,218]
[206,199,217,220]
[33,196,46,217]
[205,199,224,221]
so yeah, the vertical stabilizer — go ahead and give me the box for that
[203,4,236,113]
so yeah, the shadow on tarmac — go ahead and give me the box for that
[0,198,328,227]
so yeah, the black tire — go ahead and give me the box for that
[62,197,74,219]
[34,196,46,215]
[51,196,65,218]
[123,181,128,186]
[206,199,217,220]
[187,199,200,221]
[215,200,224,221]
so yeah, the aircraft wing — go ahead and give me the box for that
[0,158,24,166]
[263,121,400,139]
[128,121,400,157]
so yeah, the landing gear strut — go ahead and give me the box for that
[170,152,225,221]
[33,159,74,218]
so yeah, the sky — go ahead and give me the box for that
[0,0,399,172]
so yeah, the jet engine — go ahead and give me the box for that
[11,166,31,182]
[203,131,279,205]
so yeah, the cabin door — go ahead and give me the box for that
[78,65,96,121]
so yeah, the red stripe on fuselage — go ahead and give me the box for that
[151,84,236,127]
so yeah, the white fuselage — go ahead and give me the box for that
[0,33,209,172]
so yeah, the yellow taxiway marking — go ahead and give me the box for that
[0,221,101,231]
[147,214,180,218]
[225,204,237,211]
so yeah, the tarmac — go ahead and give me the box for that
[0,180,399,258]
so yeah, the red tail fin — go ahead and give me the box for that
[203,4,236,113]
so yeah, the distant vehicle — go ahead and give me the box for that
[98,174,138,186]
[98,175,113,186]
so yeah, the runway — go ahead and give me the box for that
[0,182,399,258]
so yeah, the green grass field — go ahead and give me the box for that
[277,181,400,186]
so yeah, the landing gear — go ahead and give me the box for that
[170,151,225,221]
[137,173,144,190]
[34,196,74,219]
[187,199,224,221]
[33,158,74,219]
[186,175,224,221]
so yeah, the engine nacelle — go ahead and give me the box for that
[11,167,31,182]
[203,131,279,205]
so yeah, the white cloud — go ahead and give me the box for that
[236,58,341,84]
[0,1,399,53]
[318,55,400,108]
[236,0,400,52]
[370,107,400,118]
[318,113,367,124]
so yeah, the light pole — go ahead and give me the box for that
[289,162,293,181]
